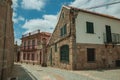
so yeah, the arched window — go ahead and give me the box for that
[60,45,69,62]
[42,38,46,44]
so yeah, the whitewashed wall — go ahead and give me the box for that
[76,11,120,44]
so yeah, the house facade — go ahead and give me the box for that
[47,6,120,70]
[14,43,21,62]
[0,0,14,80]
[20,30,51,66]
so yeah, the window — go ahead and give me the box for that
[55,43,57,52]
[86,22,94,33]
[60,24,67,36]
[28,40,30,49]
[32,40,35,49]
[87,48,95,62]
[31,53,34,60]
[60,45,69,62]
[24,41,26,49]
[32,40,35,45]
[27,54,30,60]
[105,25,112,43]
[23,53,26,60]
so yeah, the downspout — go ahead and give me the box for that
[1,2,8,80]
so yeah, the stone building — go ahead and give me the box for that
[0,0,14,80]
[14,43,21,62]
[20,30,51,66]
[47,6,120,70]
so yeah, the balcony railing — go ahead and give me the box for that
[103,33,120,44]
[21,45,37,51]
[22,29,40,38]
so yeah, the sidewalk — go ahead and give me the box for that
[20,63,93,80]
[10,63,36,80]
[10,63,120,80]
[21,63,64,80]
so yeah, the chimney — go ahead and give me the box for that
[38,29,40,33]
[29,33,31,36]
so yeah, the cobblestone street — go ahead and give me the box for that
[10,63,120,80]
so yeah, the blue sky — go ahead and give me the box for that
[12,0,120,45]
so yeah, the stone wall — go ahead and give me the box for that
[75,43,120,69]
[47,6,120,70]
[47,6,76,70]
[0,0,14,80]
[47,38,74,70]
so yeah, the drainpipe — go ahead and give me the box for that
[1,2,8,80]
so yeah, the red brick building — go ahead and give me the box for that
[20,30,51,66]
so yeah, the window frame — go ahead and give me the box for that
[60,24,67,37]
[32,40,35,49]
[28,40,30,49]
[86,22,94,34]
[87,48,95,62]
[60,45,69,63]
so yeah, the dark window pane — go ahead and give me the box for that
[60,45,69,62]
[86,22,94,33]
[32,40,35,49]
[87,48,95,62]
[60,24,67,37]
[106,25,112,43]
[64,24,67,35]
[32,53,34,60]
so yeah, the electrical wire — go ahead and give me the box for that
[86,1,120,9]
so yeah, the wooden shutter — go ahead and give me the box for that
[86,22,94,33]
[60,28,63,36]
[60,45,69,62]
[64,24,67,35]
[106,25,112,43]
[87,48,95,62]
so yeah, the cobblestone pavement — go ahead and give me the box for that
[12,63,120,80]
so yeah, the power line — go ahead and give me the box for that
[86,1,120,9]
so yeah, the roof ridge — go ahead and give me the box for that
[64,5,120,21]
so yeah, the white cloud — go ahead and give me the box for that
[22,14,57,34]
[70,0,120,18]
[12,15,25,24]
[21,0,46,11]
[12,0,18,10]
[15,38,21,45]
[13,12,17,18]
[12,0,24,24]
